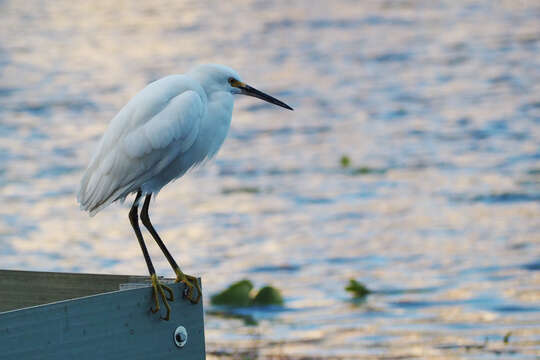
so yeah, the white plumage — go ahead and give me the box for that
[78,64,291,216]
[76,63,292,318]
[78,65,238,215]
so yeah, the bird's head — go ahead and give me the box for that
[188,64,293,110]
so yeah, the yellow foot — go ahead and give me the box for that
[150,274,174,321]
[174,269,201,304]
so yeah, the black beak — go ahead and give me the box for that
[238,83,293,111]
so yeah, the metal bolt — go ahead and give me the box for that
[173,325,188,348]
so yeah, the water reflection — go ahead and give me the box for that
[1,0,540,358]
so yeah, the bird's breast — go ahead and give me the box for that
[197,92,234,158]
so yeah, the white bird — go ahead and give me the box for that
[77,64,292,320]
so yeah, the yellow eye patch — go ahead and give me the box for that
[228,78,244,88]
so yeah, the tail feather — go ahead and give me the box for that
[78,164,133,216]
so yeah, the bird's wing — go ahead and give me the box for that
[78,89,204,215]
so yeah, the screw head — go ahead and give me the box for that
[173,325,188,348]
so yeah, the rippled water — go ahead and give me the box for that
[1,0,540,358]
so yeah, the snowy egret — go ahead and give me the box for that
[78,64,293,320]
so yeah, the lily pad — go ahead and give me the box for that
[345,279,371,298]
[251,285,284,306]
[211,279,254,307]
[503,331,512,344]
[340,155,351,168]
[351,167,387,175]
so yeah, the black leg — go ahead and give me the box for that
[141,193,201,304]
[129,190,173,319]
[140,193,181,271]
[129,191,156,276]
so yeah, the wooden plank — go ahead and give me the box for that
[0,269,151,312]
[0,271,205,360]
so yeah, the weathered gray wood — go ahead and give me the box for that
[0,271,205,360]
[0,269,152,312]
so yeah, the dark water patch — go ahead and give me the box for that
[243,102,276,112]
[412,161,456,170]
[457,117,471,127]
[266,167,302,176]
[471,193,540,203]
[0,123,19,136]
[298,124,331,135]
[408,129,426,136]
[521,260,540,271]
[392,294,514,310]
[26,128,49,141]
[237,124,330,138]
[494,305,540,313]
[232,125,300,140]
[42,187,75,198]
[417,227,462,238]
[362,15,415,26]
[264,16,414,32]
[0,87,16,97]
[458,265,504,276]
[217,165,302,177]
[221,186,261,195]
[391,300,438,309]
[508,242,529,250]
[53,146,77,158]
[218,166,259,177]
[328,211,364,221]
[382,108,408,120]
[486,274,514,281]
[14,99,97,116]
[393,92,430,105]
[446,55,469,66]
[395,254,423,263]
[375,286,439,296]
[167,23,201,33]
[248,264,301,273]
[372,52,410,63]
[468,129,491,140]
[263,18,297,32]
[294,196,333,205]
[308,19,362,30]
[327,256,364,265]
[349,166,388,176]
[436,338,491,352]
[518,33,540,45]
[489,74,512,84]
[437,74,454,84]
[434,130,470,142]
[35,165,80,179]
[519,101,540,114]
[1,214,37,238]
[450,192,540,204]
[464,120,529,141]
[496,152,540,169]
[308,16,414,29]
[508,131,528,141]
[328,255,388,267]
[488,73,520,86]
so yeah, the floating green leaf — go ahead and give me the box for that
[211,280,285,308]
[251,285,284,306]
[340,155,351,168]
[210,279,254,307]
[345,279,371,298]
[351,167,387,175]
